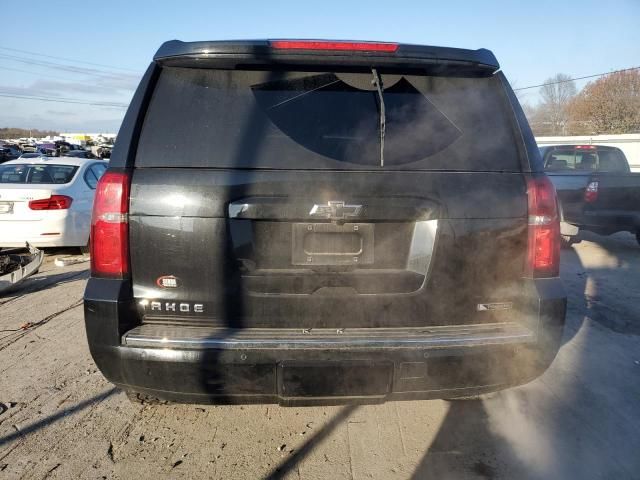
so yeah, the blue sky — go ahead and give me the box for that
[1,0,639,133]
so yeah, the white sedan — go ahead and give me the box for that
[0,156,107,251]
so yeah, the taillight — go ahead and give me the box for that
[29,195,73,210]
[90,171,130,278]
[269,40,399,52]
[526,176,560,278]
[584,181,599,203]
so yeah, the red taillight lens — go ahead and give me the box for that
[29,195,73,210]
[270,40,399,52]
[90,171,130,278]
[584,181,599,203]
[526,176,560,278]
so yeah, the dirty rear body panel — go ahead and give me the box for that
[84,40,566,404]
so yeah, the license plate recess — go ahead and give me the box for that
[292,223,374,266]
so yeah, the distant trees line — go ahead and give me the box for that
[522,69,640,136]
[0,128,59,138]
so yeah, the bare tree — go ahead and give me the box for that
[520,102,537,120]
[508,80,546,135]
[568,69,640,134]
[536,73,577,135]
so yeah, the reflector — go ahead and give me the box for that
[584,181,599,203]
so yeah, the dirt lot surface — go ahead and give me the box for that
[1,234,639,479]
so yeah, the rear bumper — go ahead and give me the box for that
[84,278,566,405]
[570,210,640,234]
[0,214,89,247]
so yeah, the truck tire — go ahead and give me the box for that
[561,235,579,248]
[125,390,168,405]
[445,392,498,401]
[79,239,90,256]
[636,231,640,246]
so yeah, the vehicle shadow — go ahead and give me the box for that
[564,231,640,337]
[264,405,359,479]
[0,269,89,300]
[40,247,85,257]
[196,67,280,404]
[0,387,117,447]
[410,399,524,479]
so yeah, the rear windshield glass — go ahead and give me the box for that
[0,164,79,184]
[136,68,520,171]
[542,147,628,172]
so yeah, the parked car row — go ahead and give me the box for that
[0,144,22,163]
[0,140,111,164]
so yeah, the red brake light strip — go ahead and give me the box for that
[270,40,399,52]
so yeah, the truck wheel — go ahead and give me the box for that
[636,231,640,246]
[445,392,498,401]
[560,235,578,248]
[125,390,168,405]
[79,239,90,256]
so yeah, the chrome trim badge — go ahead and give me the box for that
[477,302,513,311]
[156,275,180,289]
[309,201,363,220]
[140,299,204,313]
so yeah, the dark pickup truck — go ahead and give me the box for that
[541,145,640,246]
[84,39,566,405]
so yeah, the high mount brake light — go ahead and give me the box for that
[575,145,597,150]
[526,176,560,278]
[90,171,130,278]
[269,40,399,52]
[584,181,599,203]
[28,195,73,210]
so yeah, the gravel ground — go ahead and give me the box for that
[1,233,639,479]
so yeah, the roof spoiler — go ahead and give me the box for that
[153,40,500,74]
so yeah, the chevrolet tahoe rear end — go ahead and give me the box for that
[84,40,566,405]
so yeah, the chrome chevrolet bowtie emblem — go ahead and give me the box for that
[309,201,363,220]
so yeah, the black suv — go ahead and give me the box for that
[84,40,566,405]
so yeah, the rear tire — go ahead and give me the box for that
[445,392,498,401]
[79,239,90,256]
[636,231,640,246]
[561,235,577,248]
[125,390,168,405]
